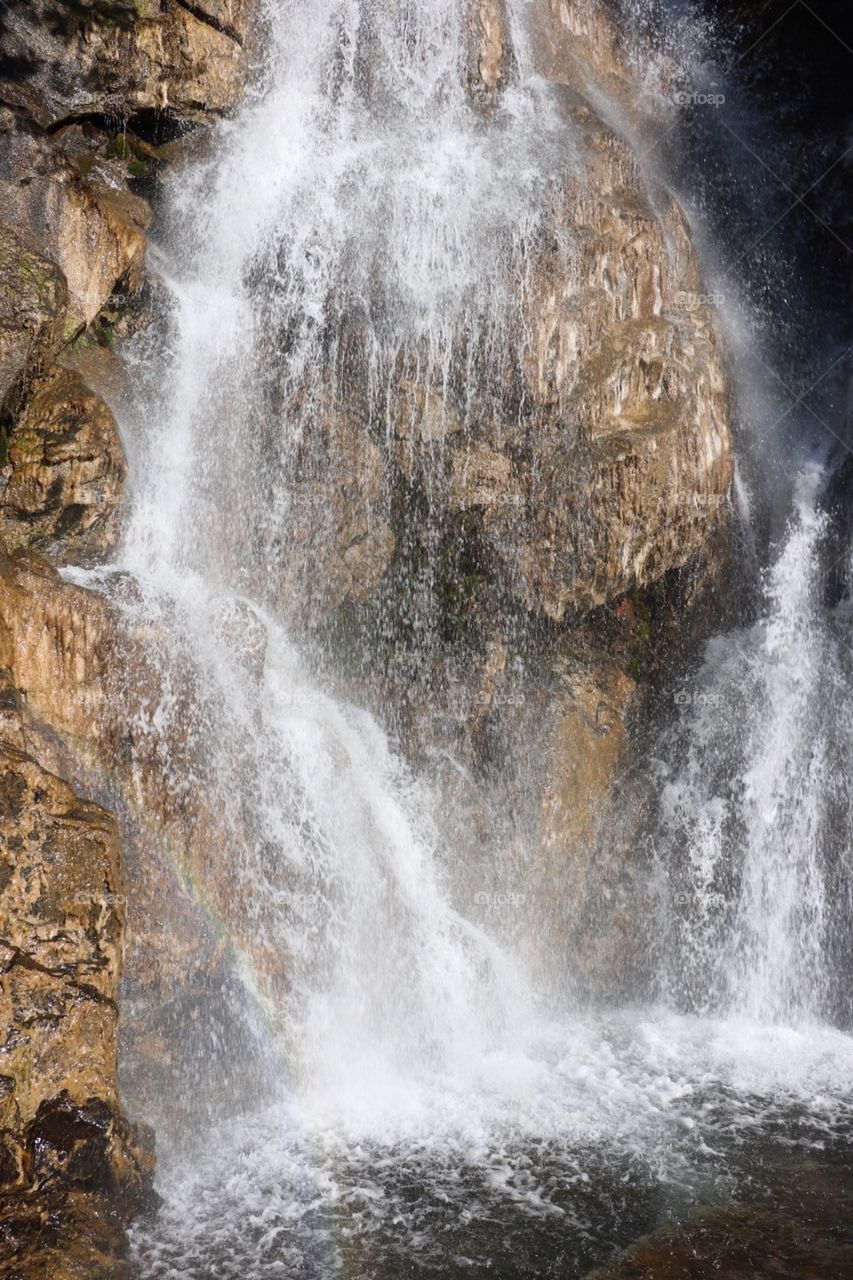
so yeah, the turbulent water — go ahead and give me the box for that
[73,0,853,1274]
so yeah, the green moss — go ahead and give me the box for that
[105,134,134,161]
[17,253,61,312]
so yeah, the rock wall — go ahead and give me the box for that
[0,675,154,1277]
[0,0,255,1270]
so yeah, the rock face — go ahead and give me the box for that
[0,111,153,331]
[0,228,68,424]
[271,26,731,633]
[0,0,259,1269]
[0,688,154,1277]
[0,0,250,129]
[462,111,731,621]
[0,366,126,560]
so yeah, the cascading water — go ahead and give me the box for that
[656,461,853,1024]
[65,0,853,1274]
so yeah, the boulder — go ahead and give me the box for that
[273,45,731,631]
[0,112,152,331]
[587,1205,853,1280]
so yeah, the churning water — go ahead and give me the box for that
[74,0,853,1273]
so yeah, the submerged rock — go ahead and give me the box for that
[586,1205,853,1279]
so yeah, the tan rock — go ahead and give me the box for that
[449,442,514,510]
[0,114,152,330]
[0,744,122,1122]
[0,365,126,562]
[281,49,731,630]
[276,413,395,618]
[0,558,290,1034]
[0,1,250,130]
[0,734,152,1221]
[540,663,635,856]
[531,657,655,997]
[0,227,68,421]
[467,0,512,102]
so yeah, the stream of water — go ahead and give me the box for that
[81,0,853,1273]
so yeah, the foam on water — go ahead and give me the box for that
[129,1010,853,1276]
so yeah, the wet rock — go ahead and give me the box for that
[0,228,68,422]
[277,414,396,617]
[0,1187,134,1279]
[0,365,126,562]
[0,558,283,1106]
[0,112,152,330]
[466,0,512,103]
[283,66,731,633]
[586,1204,853,1279]
[0,732,154,1268]
[495,97,732,619]
[541,663,636,855]
[0,0,251,131]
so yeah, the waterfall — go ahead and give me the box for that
[100,0,853,1274]
[656,462,853,1023]
[107,0,584,1120]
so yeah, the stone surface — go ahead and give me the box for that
[0,112,152,330]
[460,99,731,620]
[0,1188,134,1280]
[587,1205,853,1279]
[466,0,511,103]
[0,711,154,1246]
[0,0,249,130]
[277,69,731,632]
[0,556,279,1117]
[0,228,68,424]
[0,365,126,561]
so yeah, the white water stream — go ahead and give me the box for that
[77,0,853,1273]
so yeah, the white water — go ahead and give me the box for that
[657,464,853,1022]
[88,0,853,1272]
